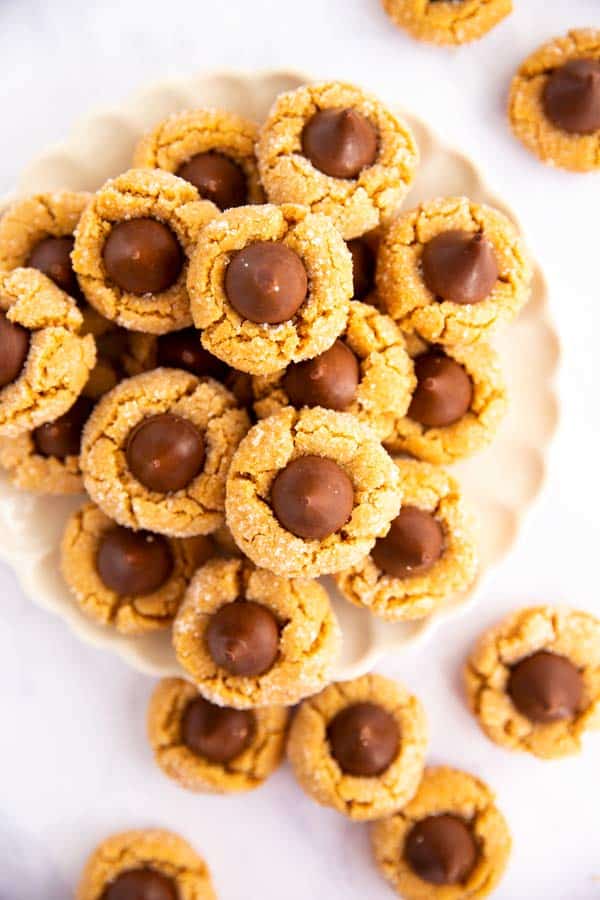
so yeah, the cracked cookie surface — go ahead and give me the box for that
[372,766,511,899]
[72,168,218,334]
[188,203,352,375]
[376,196,531,346]
[287,674,427,821]
[147,677,288,792]
[335,459,477,621]
[225,406,401,578]
[508,29,600,172]
[465,605,600,759]
[257,82,418,240]
[76,828,215,900]
[252,300,415,442]
[80,368,250,537]
[173,556,341,708]
[382,0,512,46]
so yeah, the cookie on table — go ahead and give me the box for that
[72,168,218,334]
[287,674,427,822]
[257,81,418,240]
[382,0,512,46]
[61,502,214,634]
[252,301,415,442]
[80,369,250,538]
[509,29,600,172]
[187,203,352,375]
[335,460,477,621]
[225,406,401,578]
[133,108,263,209]
[147,677,288,793]
[384,335,507,464]
[76,828,215,900]
[372,766,511,899]
[376,196,532,346]
[0,268,96,437]
[465,606,600,759]
[173,557,341,709]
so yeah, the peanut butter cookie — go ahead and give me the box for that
[133,108,263,209]
[252,301,415,442]
[76,828,215,900]
[61,502,214,634]
[509,29,600,172]
[465,606,600,759]
[0,268,96,437]
[173,557,341,709]
[382,0,512,46]
[72,168,218,334]
[372,766,511,899]
[384,335,507,464]
[187,203,352,375]
[257,82,418,240]
[147,677,288,793]
[81,369,250,538]
[335,460,477,621]
[377,196,532,346]
[287,674,427,822]
[225,406,401,578]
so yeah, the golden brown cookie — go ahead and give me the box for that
[382,0,512,46]
[187,203,352,375]
[133,108,263,208]
[225,406,401,578]
[173,557,341,709]
[376,196,532,346]
[0,268,96,437]
[76,828,215,900]
[72,168,218,334]
[335,460,477,621]
[287,674,427,821]
[257,82,418,240]
[465,606,600,759]
[147,677,288,793]
[372,766,511,899]
[252,301,415,442]
[61,502,214,634]
[81,369,250,538]
[383,336,507,464]
[508,29,600,172]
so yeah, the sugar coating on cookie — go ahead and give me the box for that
[509,29,600,172]
[287,674,427,821]
[465,606,600,759]
[187,203,352,375]
[335,459,477,621]
[61,502,214,634]
[0,268,96,437]
[133,108,264,208]
[80,368,250,537]
[76,828,216,900]
[377,196,531,346]
[72,168,218,334]
[257,82,418,240]
[252,300,416,442]
[147,677,288,793]
[372,766,511,899]
[226,406,401,578]
[384,335,507,464]
[173,557,341,709]
[382,0,512,46]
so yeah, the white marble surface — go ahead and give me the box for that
[1,1,599,898]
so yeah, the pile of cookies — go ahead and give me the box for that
[0,77,598,900]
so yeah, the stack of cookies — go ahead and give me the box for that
[1,79,598,900]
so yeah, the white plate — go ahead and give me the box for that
[0,70,559,681]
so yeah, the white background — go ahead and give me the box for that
[1,1,599,898]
